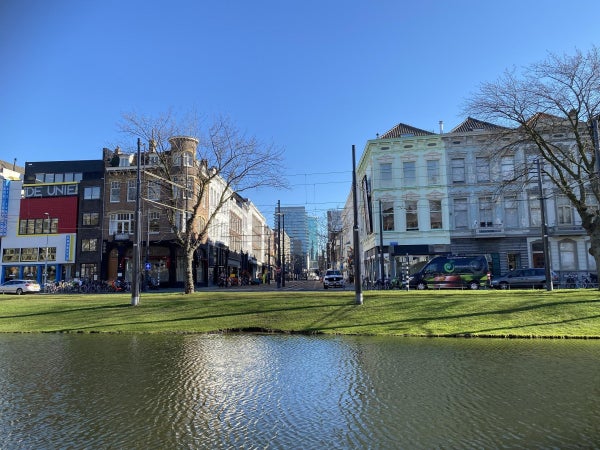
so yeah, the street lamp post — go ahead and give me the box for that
[44,212,49,288]
[281,214,285,287]
[277,201,281,288]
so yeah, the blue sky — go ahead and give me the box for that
[2,0,599,222]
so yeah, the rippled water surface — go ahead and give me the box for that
[1,334,599,449]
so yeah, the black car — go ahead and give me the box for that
[491,268,559,289]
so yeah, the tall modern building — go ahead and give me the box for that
[307,215,320,271]
[275,206,308,277]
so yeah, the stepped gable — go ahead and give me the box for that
[379,123,435,139]
[450,117,505,133]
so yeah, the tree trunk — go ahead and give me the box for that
[185,247,195,294]
[587,227,600,290]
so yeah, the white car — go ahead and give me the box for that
[0,279,41,295]
[323,269,345,289]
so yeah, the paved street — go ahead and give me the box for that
[198,279,352,292]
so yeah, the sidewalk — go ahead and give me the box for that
[195,279,344,292]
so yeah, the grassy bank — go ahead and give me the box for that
[1,289,599,338]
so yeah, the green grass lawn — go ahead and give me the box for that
[1,289,599,338]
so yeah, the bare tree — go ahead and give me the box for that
[465,47,600,280]
[119,111,287,293]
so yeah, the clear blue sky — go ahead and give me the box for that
[2,0,599,221]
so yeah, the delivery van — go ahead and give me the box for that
[407,255,490,290]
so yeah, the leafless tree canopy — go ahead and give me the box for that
[117,110,287,293]
[464,47,600,273]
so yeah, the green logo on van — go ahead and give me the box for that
[443,262,455,273]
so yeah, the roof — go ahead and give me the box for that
[0,159,24,173]
[378,123,435,139]
[450,117,506,133]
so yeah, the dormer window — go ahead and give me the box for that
[119,154,133,167]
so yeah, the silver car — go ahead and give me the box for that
[491,268,559,289]
[0,279,41,295]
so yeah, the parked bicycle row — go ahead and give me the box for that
[42,279,132,294]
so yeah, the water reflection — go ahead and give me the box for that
[0,334,599,449]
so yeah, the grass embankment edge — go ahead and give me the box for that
[1,289,599,339]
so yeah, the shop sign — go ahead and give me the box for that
[24,183,79,198]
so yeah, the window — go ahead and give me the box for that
[54,173,64,183]
[501,155,515,181]
[18,217,56,235]
[84,186,100,200]
[427,160,440,185]
[173,154,193,167]
[20,248,38,262]
[34,218,43,234]
[45,173,55,183]
[174,211,191,233]
[82,239,98,252]
[110,181,120,202]
[172,176,181,199]
[39,247,56,262]
[382,201,394,231]
[183,153,193,167]
[403,161,416,185]
[83,212,99,226]
[559,240,577,270]
[64,173,74,182]
[405,200,418,230]
[529,193,541,227]
[451,158,465,183]
[478,196,493,227]
[503,196,518,228]
[2,248,20,262]
[80,263,97,279]
[149,211,160,233]
[556,196,573,225]
[109,213,134,234]
[476,157,490,182]
[380,163,392,185]
[147,180,160,201]
[127,180,136,202]
[185,177,194,199]
[42,216,51,233]
[454,198,468,229]
[429,199,442,229]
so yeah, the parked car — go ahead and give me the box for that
[323,269,345,289]
[0,279,41,295]
[491,268,559,289]
[407,255,490,290]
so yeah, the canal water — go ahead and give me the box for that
[0,334,598,449]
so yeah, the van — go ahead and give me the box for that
[407,255,490,290]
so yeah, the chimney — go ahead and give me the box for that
[439,120,444,134]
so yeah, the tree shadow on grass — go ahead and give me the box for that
[311,298,600,336]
